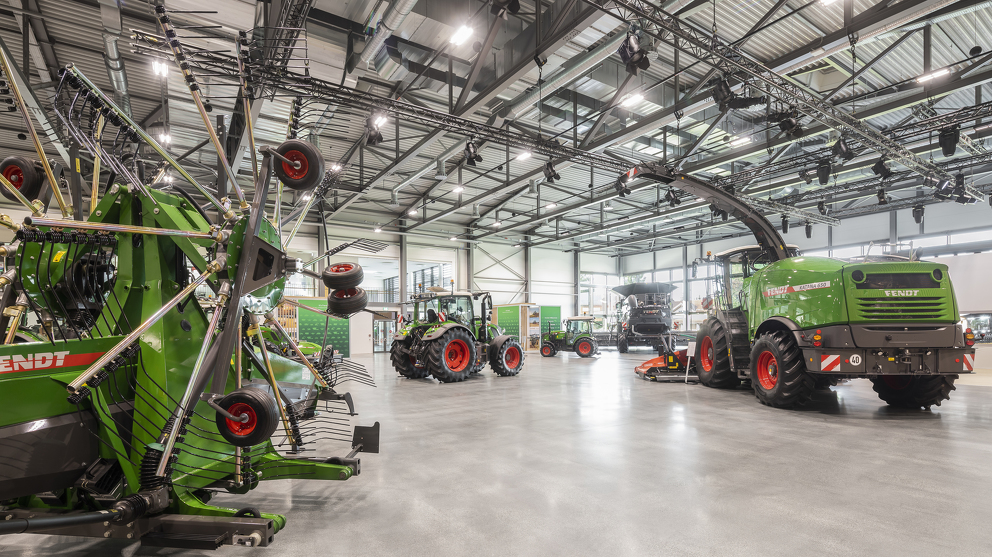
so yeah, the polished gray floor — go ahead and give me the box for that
[4,349,992,556]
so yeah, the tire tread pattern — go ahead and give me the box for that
[427,328,476,383]
[695,317,740,389]
[870,375,957,409]
[749,331,815,408]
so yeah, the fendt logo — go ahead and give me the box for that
[0,351,105,374]
[884,290,920,296]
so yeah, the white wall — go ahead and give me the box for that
[348,311,374,354]
[931,252,992,314]
[531,247,575,313]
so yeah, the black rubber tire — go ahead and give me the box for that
[491,339,524,376]
[215,388,279,447]
[390,338,429,378]
[327,287,368,316]
[427,328,477,383]
[618,335,629,353]
[748,332,815,408]
[694,317,739,388]
[574,337,596,358]
[322,262,363,290]
[0,156,42,201]
[273,139,325,191]
[870,375,957,409]
[540,343,556,357]
[234,507,262,518]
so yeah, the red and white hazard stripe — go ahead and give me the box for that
[821,354,841,372]
[964,353,975,371]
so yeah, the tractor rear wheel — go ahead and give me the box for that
[491,339,524,376]
[427,328,477,383]
[540,343,556,357]
[748,332,815,408]
[390,339,429,378]
[870,375,957,409]
[574,338,597,358]
[694,317,739,388]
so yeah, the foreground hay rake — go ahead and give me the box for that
[0,21,378,549]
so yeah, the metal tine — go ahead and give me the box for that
[174,25,224,29]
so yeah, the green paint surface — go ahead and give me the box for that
[496,306,520,341]
[296,298,350,357]
[540,306,561,336]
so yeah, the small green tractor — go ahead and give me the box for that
[540,316,599,357]
[390,289,525,382]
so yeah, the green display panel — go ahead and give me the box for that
[540,306,561,334]
[496,306,520,341]
[296,298,350,357]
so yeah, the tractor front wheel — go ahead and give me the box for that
[427,328,477,383]
[870,375,957,409]
[540,343,557,357]
[748,332,815,408]
[575,338,597,358]
[491,340,524,376]
[391,339,429,378]
[694,317,739,388]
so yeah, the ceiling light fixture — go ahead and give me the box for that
[542,161,561,183]
[546,202,557,209]
[917,68,949,83]
[374,226,382,233]
[516,151,532,161]
[331,163,342,171]
[450,25,473,45]
[152,60,169,76]
[877,188,888,205]
[729,136,751,147]
[366,116,385,146]
[603,202,614,211]
[939,125,960,157]
[871,158,893,180]
[408,208,418,216]
[816,159,832,185]
[464,140,483,166]
[621,94,644,107]
[617,32,650,75]
[159,133,171,144]
[452,185,464,193]
[449,236,458,241]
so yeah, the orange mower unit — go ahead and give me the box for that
[634,348,697,382]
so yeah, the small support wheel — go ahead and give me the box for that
[273,139,325,191]
[322,262,363,290]
[0,156,42,201]
[327,287,368,316]
[234,507,262,518]
[215,388,279,447]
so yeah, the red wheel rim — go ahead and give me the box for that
[541,345,552,356]
[504,346,521,368]
[224,402,258,436]
[883,375,913,390]
[699,336,714,372]
[332,288,359,299]
[329,263,354,273]
[3,165,23,189]
[281,150,309,180]
[578,341,591,355]
[444,339,471,372]
[756,350,779,390]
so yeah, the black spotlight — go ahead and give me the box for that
[799,169,812,185]
[778,117,804,138]
[464,141,483,166]
[971,46,984,57]
[665,188,681,207]
[871,158,893,180]
[365,116,384,146]
[617,33,650,75]
[816,159,831,185]
[817,200,827,215]
[712,79,733,105]
[491,0,521,16]
[952,172,966,197]
[614,174,632,197]
[832,137,855,161]
[877,188,888,205]
[805,222,812,239]
[912,204,925,224]
[781,215,789,233]
[939,125,960,157]
[956,194,978,205]
[543,161,561,184]
[727,95,767,109]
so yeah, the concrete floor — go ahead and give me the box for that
[4,349,992,556]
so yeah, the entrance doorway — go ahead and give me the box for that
[373,317,396,352]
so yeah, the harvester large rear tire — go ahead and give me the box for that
[427,328,476,383]
[870,375,957,409]
[390,339,429,378]
[491,339,524,376]
[694,317,739,388]
[748,332,815,408]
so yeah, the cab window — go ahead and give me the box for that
[439,297,474,324]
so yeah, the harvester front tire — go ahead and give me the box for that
[491,339,524,376]
[748,332,815,408]
[215,388,278,447]
[322,262,364,290]
[427,328,476,383]
[274,139,325,191]
[694,317,739,389]
[618,335,629,353]
[870,375,957,409]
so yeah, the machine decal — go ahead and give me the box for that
[0,350,98,374]
[849,354,862,366]
[964,353,975,371]
[820,354,841,372]
[884,290,920,296]
[763,281,831,297]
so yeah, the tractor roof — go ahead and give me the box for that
[714,244,800,262]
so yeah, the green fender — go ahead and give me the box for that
[421,322,473,341]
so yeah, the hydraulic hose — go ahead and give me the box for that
[0,509,121,535]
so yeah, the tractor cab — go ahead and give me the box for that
[540,316,599,358]
[436,293,476,327]
[566,316,594,338]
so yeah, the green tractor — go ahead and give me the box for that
[390,289,525,382]
[540,316,599,357]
